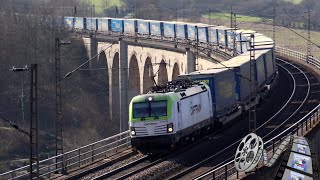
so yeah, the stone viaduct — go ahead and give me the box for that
[82,37,230,132]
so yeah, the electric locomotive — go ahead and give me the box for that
[129,80,212,153]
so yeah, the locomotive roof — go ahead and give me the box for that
[130,83,209,103]
[175,83,209,99]
[130,92,178,103]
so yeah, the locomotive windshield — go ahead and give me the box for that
[133,100,167,119]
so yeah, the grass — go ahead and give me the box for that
[0,127,14,131]
[80,0,124,14]
[205,18,320,59]
[283,0,303,5]
[250,23,320,59]
[202,13,271,23]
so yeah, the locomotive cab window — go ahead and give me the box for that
[133,100,167,119]
[150,101,167,117]
[132,102,149,119]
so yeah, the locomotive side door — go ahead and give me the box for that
[177,101,182,130]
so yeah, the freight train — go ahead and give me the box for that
[129,47,277,153]
[63,16,250,54]
[62,16,276,153]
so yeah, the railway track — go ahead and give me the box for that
[175,58,318,180]
[67,58,319,180]
[64,150,142,180]
[75,125,231,180]
[128,58,318,180]
[92,155,150,180]
[260,59,311,140]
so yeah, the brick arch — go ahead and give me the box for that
[143,57,154,93]
[82,51,111,127]
[128,54,141,101]
[172,63,180,80]
[111,52,120,125]
[157,59,168,85]
[97,51,109,108]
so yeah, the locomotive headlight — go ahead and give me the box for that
[167,123,174,133]
[130,127,136,136]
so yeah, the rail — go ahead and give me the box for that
[0,21,246,179]
[195,47,320,179]
[1,47,318,180]
[196,104,320,179]
[0,131,130,179]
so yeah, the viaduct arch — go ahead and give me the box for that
[83,38,224,132]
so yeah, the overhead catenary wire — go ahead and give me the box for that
[1,5,316,101]
[284,26,320,49]
[197,48,251,82]
[76,62,170,72]
[224,9,320,53]
[3,12,278,90]
[77,68,110,71]
[282,9,302,22]
[280,8,320,30]
[62,42,116,80]
[0,62,165,97]
[0,116,30,136]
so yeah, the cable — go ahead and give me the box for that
[153,63,167,78]
[282,9,302,22]
[76,64,168,72]
[196,47,251,82]
[0,116,30,136]
[77,68,111,71]
[284,26,320,49]
[62,43,116,80]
